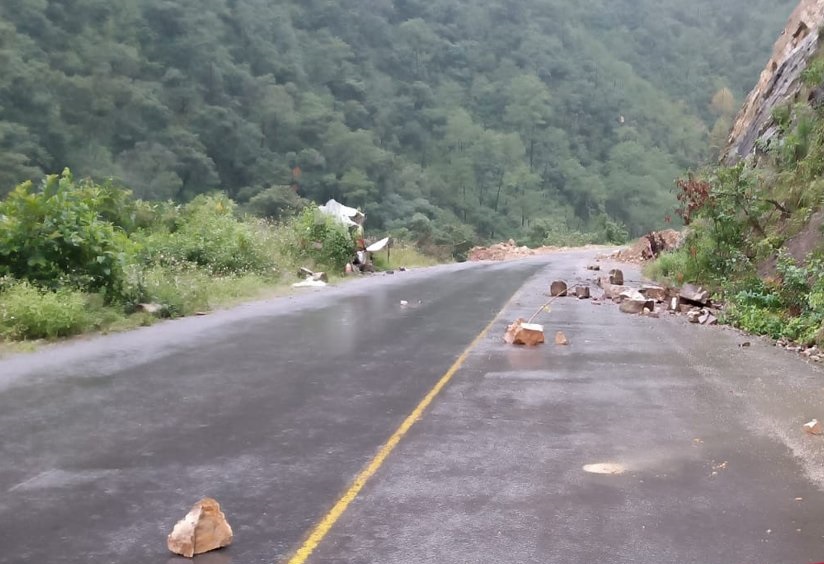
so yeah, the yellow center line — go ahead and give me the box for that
[283,291,521,564]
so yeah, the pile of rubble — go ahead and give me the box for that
[610,230,683,263]
[469,240,542,261]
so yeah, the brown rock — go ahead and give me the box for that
[587,264,601,271]
[804,419,823,436]
[609,269,624,285]
[668,297,680,312]
[550,280,568,297]
[680,284,710,306]
[555,331,569,346]
[619,299,654,315]
[504,319,545,346]
[575,286,591,299]
[687,310,702,324]
[640,285,668,302]
[167,498,234,558]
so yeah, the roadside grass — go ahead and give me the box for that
[372,244,442,270]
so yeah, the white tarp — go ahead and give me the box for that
[318,199,364,227]
[366,237,390,252]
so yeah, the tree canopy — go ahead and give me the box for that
[0,0,795,242]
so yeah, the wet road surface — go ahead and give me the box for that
[2,251,824,563]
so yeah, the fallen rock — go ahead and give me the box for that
[668,297,680,312]
[698,310,718,326]
[550,280,568,297]
[680,284,710,306]
[640,285,668,303]
[167,498,234,558]
[555,331,569,346]
[687,310,702,324]
[609,269,624,285]
[587,264,601,271]
[504,319,545,346]
[574,286,591,299]
[136,303,163,315]
[603,284,632,300]
[619,299,655,315]
[619,288,647,302]
[804,419,823,436]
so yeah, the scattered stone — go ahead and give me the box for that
[555,331,569,346]
[385,270,395,275]
[739,342,752,348]
[609,269,625,285]
[399,267,408,272]
[550,280,568,297]
[680,283,711,306]
[679,303,696,314]
[642,308,660,319]
[668,297,680,312]
[136,303,163,315]
[574,286,591,299]
[698,310,718,326]
[804,419,823,436]
[687,310,702,324]
[640,285,668,302]
[619,289,646,302]
[620,299,655,315]
[167,498,234,558]
[504,319,545,346]
[587,264,601,271]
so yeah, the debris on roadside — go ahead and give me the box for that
[550,280,568,297]
[804,419,823,436]
[294,267,329,287]
[167,498,233,558]
[609,269,624,286]
[587,264,601,271]
[574,286,591,299]
[679,283,711,307]
[555,331,569,346]
[136,303,163,315]
[504,319,546,346]
[292,279,327,288]
[610,229,683,263]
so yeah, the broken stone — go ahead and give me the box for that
[587,264,601,271]
[619,288,646,302]
[640,285,668,302]
[668,297,680,312]
[679,283,711,306]
[679,303,697,314]
[804,419,823,436]
[550,281,568,297]
[504,319,545,346]
[619,299,655,315]
[298,267,315,278]
[687,310,702,323]
[609,269,624,285]
[698,311,718,326]
[574,286,591,299]
[603,284,631,300]
[136,303,163,315]
[167,498,234,558]
[555,331,569,346]
[642,309,661,319]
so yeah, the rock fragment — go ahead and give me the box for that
[804,419,823,436]
[609,269,624,285]
[574,286,591,299]
[167,498,234,558]
[504,319,545,346]
[680,283,710,306]
[550,280,568,297]
[555,331,569,346]
[640,285,668,302]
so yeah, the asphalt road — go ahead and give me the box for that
[2,251,824,564]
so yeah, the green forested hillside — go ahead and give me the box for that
[0,0,794,243]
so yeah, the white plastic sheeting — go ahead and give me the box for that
[318,199,364,227]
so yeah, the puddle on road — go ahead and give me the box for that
[583,462,626,475]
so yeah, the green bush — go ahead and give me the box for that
[285,208,356,271]
[138,194,275,274]
[0,281,90,339]
[0,169,132,298]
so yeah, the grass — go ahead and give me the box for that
[372,244,442,270]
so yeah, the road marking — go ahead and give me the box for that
[284,294,519,564]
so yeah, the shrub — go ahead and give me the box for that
[0,169,132,298]
[285,208,356,271]
[0,281,90,339]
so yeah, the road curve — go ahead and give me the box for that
[2,251,824,564]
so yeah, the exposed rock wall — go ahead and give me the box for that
[723,0,824,163]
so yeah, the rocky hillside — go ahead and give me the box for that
[724,0,824,163]
[651,0,824,346]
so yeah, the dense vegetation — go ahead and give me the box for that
[649,53,824,345]
[0,170,363,340]
[0,0,794,246]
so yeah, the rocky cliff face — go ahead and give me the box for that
[723,0,824,163]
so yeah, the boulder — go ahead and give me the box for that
[550,281,568,297]
[575,286,591,299]
[668,297,680,312]
[619,299,654,315]
[167,498,234,558]
[555,331,569,346]
[609,269,624,285]
[698,310,718,326]
[680,284,710,306]
[504,319,545,346]
[640,285,668,302]
[686,310,702,324]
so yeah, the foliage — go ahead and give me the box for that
[0,0,794,241]
[284,208,357,271]
[0,280,91,339]
[0,170,132,298]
